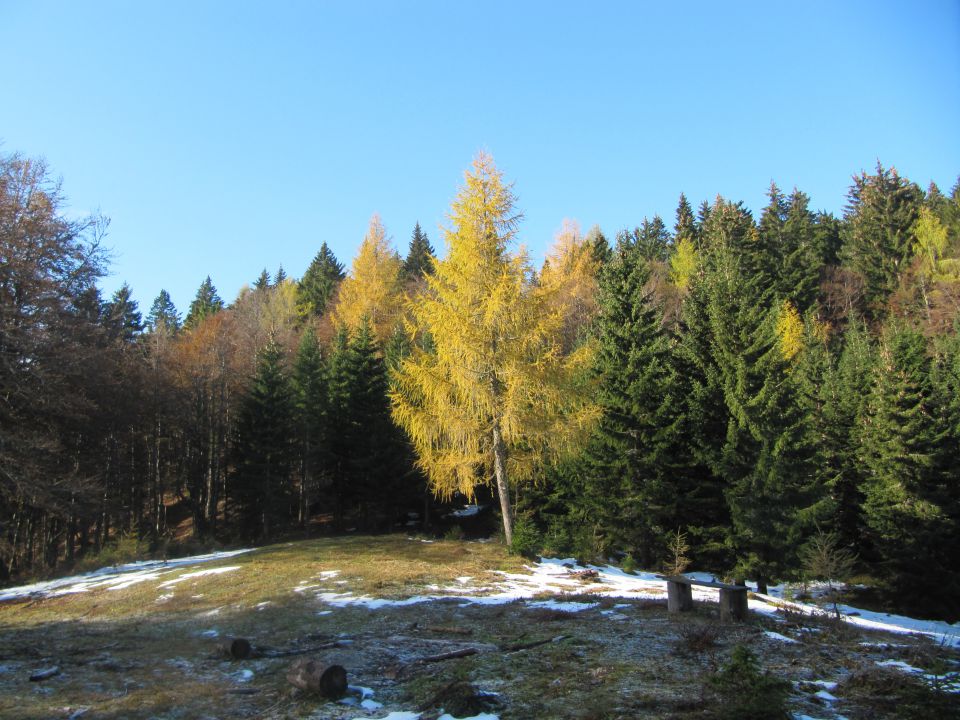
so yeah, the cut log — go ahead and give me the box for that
[286,658,347,698]
[666,580,694,612]
[719,586,748,622]
[217,637,252,660]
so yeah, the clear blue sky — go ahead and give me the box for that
[2,1,958,314]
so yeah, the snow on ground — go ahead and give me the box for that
[0,549,252,602]
[4,541,957,651]
[305,554,960,648]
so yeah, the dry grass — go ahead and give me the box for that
[1,534,957,720]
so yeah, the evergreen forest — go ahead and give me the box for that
[3,150,960,621]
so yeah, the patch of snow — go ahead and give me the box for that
[448,504,485,518]
[233,669,254,682]
[294,584,320,593]
[316,610,333,616]
[361,699,383,711]
[350,713,421,720]
[156,566,241,589]
[527,600,598,612]
[200,629,219,638]
[0,548,253,602]
[814,690,837,702]
[877,659,923,674]
[156,593,174,603]
[256,601,271,610]
[764,631,799,644]
[200,607,221,617]
[456,576,473,584]
[319,570,340,579]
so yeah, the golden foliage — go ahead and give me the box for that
[669,237,698,291]
[538,219,601,352]
[913,206,949,278]
[334,214,404,341]
[390,153,599,502]
[775,299,804,361]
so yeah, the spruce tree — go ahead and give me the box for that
[293,327,327,525]
[324,326,353,528]
[297,242,345,318]
[146,289,180,333]
[635,216,671,263]
[403,222,435,279]
[673,264,732,568]
[757,182,788,289]
[841,163,924,321]
[674,193,698,247]
[585,225,612,266]
[232,340,296,539]
[254,268,271,291]
[696,243,821,589]
[576,238,678,565]
[103,283,143,342]
[184,276,224,330]
[817,319,875,555]
[343,318,403,527]
[274,265,287,285]
[858,322,956,615]
[780,190,822,312]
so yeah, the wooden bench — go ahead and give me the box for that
[661,575,749,622]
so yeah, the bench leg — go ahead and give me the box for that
[667,581,694,612]
[720,588,748,622]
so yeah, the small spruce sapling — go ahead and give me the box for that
[800,527,857,619]
[664,528,691,576]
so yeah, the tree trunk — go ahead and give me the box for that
[491,422,513,546]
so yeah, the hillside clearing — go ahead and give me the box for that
[1,535,957,719]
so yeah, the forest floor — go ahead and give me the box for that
[0,535,958,720]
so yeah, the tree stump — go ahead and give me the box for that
[666,580,694,612]
[286,658,347,698]
[719,587,748,622]
[218,637,252,660]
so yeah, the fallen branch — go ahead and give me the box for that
[420,648,478,663]
[503,635,569,653]
[259,641,342,659]
[425,625,473,636]
[29,666,60,682]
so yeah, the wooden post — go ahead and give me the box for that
[719,587,748,622]
[667,580,694,612]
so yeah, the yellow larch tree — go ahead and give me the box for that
[390,153,598,545]
[775,299,804,362]
[669,236,698,291]
[333,214,404,341]
[538,219,601,352]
